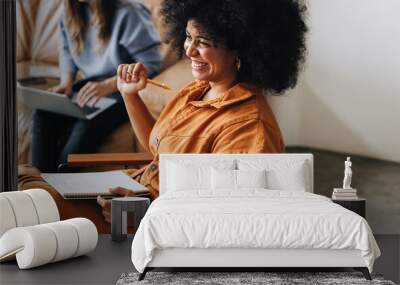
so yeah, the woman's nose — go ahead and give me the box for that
[185,41,198,58]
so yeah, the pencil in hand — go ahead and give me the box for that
[147,79,172,91]
[126,71,171,90]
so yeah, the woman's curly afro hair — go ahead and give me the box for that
[161,0,308,94]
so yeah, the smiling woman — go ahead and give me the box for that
[98,0,308,205]
[183,20,238,100]
[94,0,309,225]
[162,0,308,94]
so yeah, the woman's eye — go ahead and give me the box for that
[198,41,210,47]
[185,35,211,48]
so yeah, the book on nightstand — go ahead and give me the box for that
[332,187,358,200]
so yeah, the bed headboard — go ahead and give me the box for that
[159,153,314,195]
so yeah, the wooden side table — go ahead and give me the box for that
[332,198,366,218]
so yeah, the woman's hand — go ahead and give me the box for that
[48,83,73,97]
[76,80,113,107]
[117,63,148,98]
[96,187,136,224]
[49,73,74,97]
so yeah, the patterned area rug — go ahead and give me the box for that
[116,272,396,285]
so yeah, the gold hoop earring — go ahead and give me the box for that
[236,57,241,71]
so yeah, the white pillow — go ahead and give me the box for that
[211,168,267,190]
[167,162,210,191]
[211,168,236,190]
[238,159,308,191]
[166,160,235,192]
[237,169,267,188]
[266,162,307,191]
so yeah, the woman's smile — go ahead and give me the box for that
[185,20,237,87]
[191,60,209,71]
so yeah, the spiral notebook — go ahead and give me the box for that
[41,171,148,199]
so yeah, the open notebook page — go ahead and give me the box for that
[41,171,148,199]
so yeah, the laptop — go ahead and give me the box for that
[17,83,117,120]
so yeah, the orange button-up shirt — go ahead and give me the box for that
[127,80,284,199]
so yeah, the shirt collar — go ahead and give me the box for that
[188,81,261,109]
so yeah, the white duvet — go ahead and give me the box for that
[131,190,380,273]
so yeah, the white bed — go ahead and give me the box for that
[131,154,380,280]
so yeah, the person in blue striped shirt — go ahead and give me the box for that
[32,0,161,172]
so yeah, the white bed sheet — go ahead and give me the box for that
[131,190,380,273]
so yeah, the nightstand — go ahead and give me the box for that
[332,198,366,218]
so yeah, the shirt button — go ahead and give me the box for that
[149,164,158,171]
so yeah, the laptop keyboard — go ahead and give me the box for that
[73,103,100,115]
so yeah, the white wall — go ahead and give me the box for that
[269,0,400,162]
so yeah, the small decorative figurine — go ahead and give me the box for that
[343,157,352,189]
[332,156,358,200]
